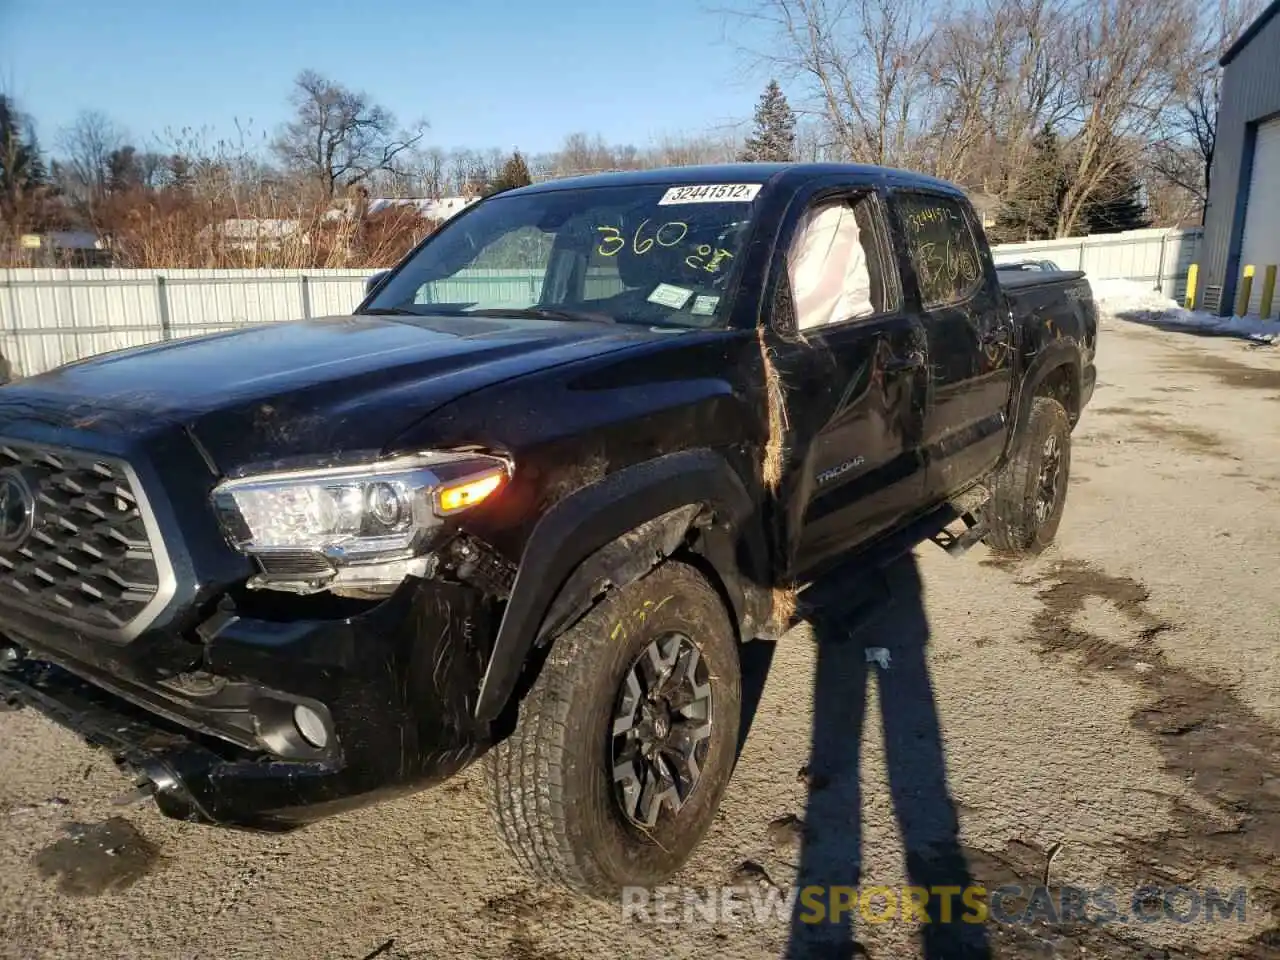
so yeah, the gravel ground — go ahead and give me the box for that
[1,315,1278,960]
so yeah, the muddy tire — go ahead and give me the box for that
[485,561,741,899]
[985,396,1072,555]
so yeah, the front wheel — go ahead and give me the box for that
[485,560,742,898]
[985,396,1072,555]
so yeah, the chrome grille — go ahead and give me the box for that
[0,440,166,636]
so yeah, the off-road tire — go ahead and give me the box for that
[985,396,1072,555]
[485,560,741,899]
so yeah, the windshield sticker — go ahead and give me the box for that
[647,283,694,309]
[658,184,761,205]
[690,295,720,316]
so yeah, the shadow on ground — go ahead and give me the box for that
[779,553,991,959]
[745,549,1280,960]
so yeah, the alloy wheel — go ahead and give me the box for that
[610,632,713,829]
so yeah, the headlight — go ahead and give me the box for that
[212,451,510,577]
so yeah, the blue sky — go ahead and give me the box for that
[1,0,774,156]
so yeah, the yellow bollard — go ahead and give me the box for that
[1261,265,1277,320]
[1185,263,1199,310]
[1236,265,1255,317]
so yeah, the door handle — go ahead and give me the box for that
[982,327,1011,346]
[884,354,925,373]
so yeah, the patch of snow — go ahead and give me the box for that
[1090,277,1279,345]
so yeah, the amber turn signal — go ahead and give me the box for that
[435,470,505,515]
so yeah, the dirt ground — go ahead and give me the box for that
[1,315,1278,960]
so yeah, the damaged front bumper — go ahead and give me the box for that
[0,577,496,830]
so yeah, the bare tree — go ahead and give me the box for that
[648,132,739,167]
[552,132,620,177]
[725,0,1232,230]
[412,146,447,198]
[273,70,426,198]
[729,0,935,167]
[444,149,470,195]
[923,0,1074,190]
[56,110,125,213]
[1149,0,1262,220]
[1051,0,1194,236]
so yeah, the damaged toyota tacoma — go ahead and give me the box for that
[0,163,1096,897]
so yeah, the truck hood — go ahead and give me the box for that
[0,314,664,472]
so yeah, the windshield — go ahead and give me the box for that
[361,182,764,329]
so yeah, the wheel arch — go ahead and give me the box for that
[1013,343,1082,438]
[473,448,771,724]
[1034,360,1081,426]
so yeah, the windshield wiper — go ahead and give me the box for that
[464,307,617,324]
[360,306,422,316]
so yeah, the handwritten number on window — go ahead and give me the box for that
[905,198,981,304]
[596,226,625,257]
[596,220,690,258]
[655,221,688,247]
[632,219,655,254]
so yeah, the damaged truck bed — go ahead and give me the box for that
[0,161,1096,897]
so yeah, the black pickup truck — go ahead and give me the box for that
[0,163,1095,897]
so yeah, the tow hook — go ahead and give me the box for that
[109,760,184,808]
[111,776,158,807]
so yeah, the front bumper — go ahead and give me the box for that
[0,577,496,830]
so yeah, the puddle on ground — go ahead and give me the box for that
[1090,406,1227,453]
[1168,353,1280,392]
[973,559,1280,957]
[1126,417,1226,454]
[34,817,160,896]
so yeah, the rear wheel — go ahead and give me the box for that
[985,396,1072,555]
[485,560,741,898]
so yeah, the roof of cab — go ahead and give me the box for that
[504,162,964,197]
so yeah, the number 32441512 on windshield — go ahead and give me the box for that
[658,183,761,204]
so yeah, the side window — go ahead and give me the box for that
[787,194,897,331]
[895,192,984,309]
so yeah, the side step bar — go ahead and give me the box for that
[799,502,961,594]
[930,511,989,557]
[786,491,994,637]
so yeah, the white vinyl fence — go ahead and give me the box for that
[1,268,374,379]
[991,226,1201,302]
[2,226,1202,379]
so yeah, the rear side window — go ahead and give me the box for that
[895,192,984,309]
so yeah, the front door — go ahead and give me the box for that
[889,190,1013,499]
[763,188,929,580]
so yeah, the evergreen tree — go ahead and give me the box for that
[0,95,54,235]
[107,145,144,194]
[992,126,1068,242]
[167,154,194,192]
[487,150,532,195]
[1081,162,1151,234]
[740,80,797,163]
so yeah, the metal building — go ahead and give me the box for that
[1201,0,1280,316]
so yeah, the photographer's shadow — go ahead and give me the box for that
[784,552,990,959]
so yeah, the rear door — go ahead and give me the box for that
[888,190,1013,500]
[764,185,929,580]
